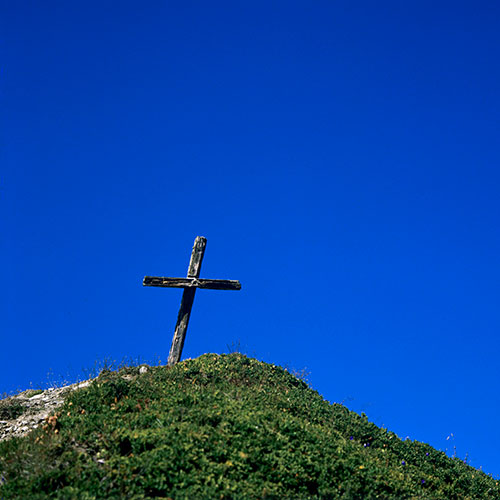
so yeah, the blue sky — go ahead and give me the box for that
[2,1,499,478]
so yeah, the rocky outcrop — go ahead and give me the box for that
[0,365,152,443]
[0,380,93,442]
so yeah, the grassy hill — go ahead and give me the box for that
[0,353,498,499]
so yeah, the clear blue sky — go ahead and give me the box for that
[2,1,499,478]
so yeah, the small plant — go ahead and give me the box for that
[291,366,311,385]
[27,390,43,398]
[226,339,244,354]
[0,400,25,420]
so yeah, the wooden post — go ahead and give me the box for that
[167,236,206,366]
[143,236,241,367]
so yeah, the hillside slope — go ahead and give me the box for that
[0,353,498,499]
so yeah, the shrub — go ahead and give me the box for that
[0,353,498,499]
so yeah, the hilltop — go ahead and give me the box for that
[0,353,498,499]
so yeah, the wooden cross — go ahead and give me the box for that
[143,236,241,366]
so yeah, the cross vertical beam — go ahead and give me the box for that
[143,236,241,367]
[167,236,206,366]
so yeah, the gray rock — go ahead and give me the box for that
[0,378,96,442]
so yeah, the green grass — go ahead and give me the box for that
[0,399,26,420]
[0,353,498,499]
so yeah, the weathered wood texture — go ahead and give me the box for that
[144,236,241,368]
[167,236,207,366]
[186,236,206,278]
[168,287,196,366]
[143,277,241,290]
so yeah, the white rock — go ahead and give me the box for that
[0,376,97,442]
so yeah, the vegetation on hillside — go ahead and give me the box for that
[0,353,498,499]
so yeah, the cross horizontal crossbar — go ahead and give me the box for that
[143,276,241,290]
